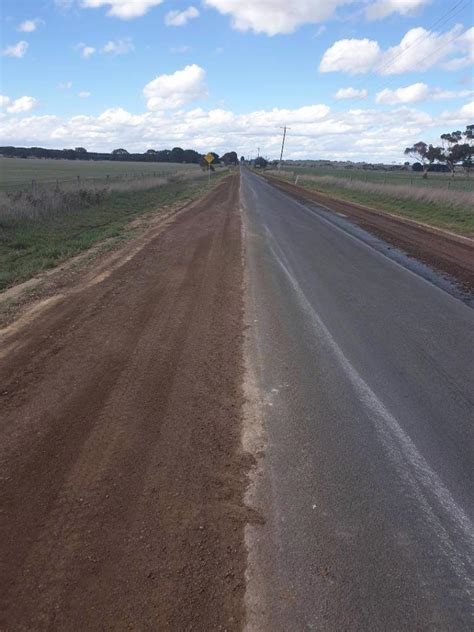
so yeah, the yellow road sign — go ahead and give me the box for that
[204,152,215,164]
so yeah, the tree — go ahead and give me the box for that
[462,124,474,176]
[112,148,129,155]
[240,155,245,163]
[440,130,464,177]
[254,156,268,169]
[75,147,87,154]
[221,151,238,166]
[404,142,442,178]
[169,147,185,163]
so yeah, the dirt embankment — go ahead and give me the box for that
[266,175,474,293]
[0,175,257,630]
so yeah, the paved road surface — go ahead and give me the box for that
[242,169,474,631]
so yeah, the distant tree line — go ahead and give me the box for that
[405,124,473,177]
[0,146,239,166]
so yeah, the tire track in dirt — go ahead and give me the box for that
[0,175,258,631]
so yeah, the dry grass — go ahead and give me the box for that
[0,170,209,223]
[300,174,474,211]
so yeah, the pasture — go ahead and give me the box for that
[0,157,201,191]
[282,165,474,192]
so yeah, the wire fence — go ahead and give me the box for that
[0,170,189,194]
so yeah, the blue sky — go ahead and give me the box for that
[1,0,473,161]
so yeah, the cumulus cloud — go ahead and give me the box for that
[441,100,474,123]
[366,0,430,21]
[376,82,473,104]
[77,43,96,58]
[320,25,472,75]
[143,64,207,110]
[80,0,164,19]
[165,6,199,27]
[334,87,368,100]
[376,82,429,104]
[78,91,91,98]
[18,19,42,32]
[203,0,349,36]
[102,37,134,55]
[2,98,460,164]
[320,38,381,74]
[0,95,39,113]
[2,41,28,58]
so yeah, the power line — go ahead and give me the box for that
[341,0,471,103]
[373,0,470,77]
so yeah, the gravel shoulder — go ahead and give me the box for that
[0,175,256,630]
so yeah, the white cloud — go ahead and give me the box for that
[320,38,381,74]
[441,100,474,123]
[2,99,453,164]
[78,91,91,98]
[165,6,199,27]
[80,0,164,19]
[320,25,472,75]
[0,95,39,114]
[366,0,430,21]
[2,41,28,58]
[203,0,349,36]
[102,37,134,55]
[334,87,368,100]
[376,82,429,104]
[18,19,42,32]
[77,43,96,58]
[379,25,462,75]
[143,64,207,110]
[59,81,73,90]
[376,82,473,104]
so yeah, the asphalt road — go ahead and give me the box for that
[242,169,474,631]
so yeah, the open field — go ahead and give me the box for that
[270,169,474,236]
[0,170,227,291]
[0,157,203,191]
[282,165,474,192]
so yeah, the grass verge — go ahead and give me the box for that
[267,172,474,237]
[0,173,225,291]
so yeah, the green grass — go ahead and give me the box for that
[0,173,224,291]
[0,157,202,191]
[283,166,474,192]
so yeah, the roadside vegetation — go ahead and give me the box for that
[267,170,474,237]
[0,169,228,291]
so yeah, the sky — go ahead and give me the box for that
[0,0,473,162]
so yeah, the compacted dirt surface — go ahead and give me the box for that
[266,176,474,293]
[0,175,255,631]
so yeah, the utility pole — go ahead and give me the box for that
[279,126,290,169]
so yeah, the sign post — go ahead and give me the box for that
[204,152,215,185]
